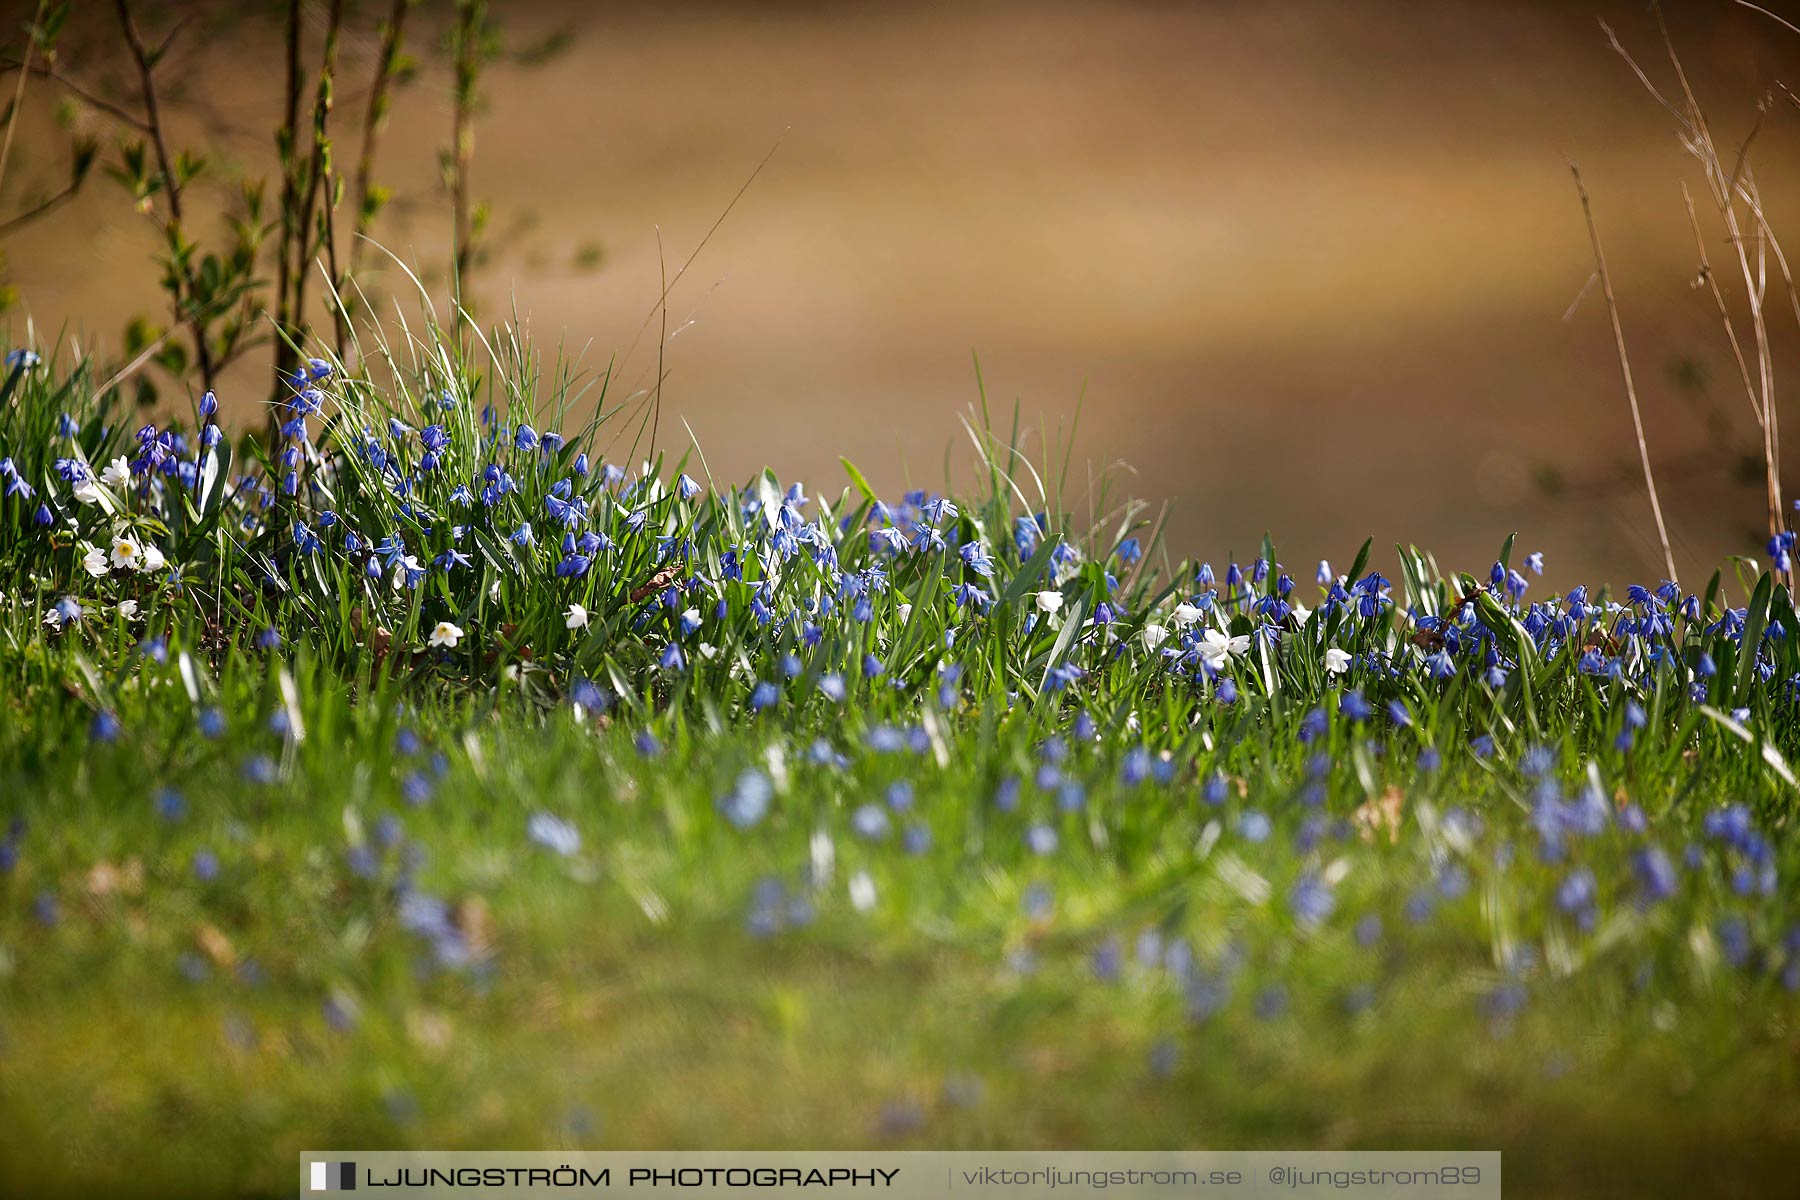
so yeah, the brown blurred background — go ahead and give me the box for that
[6,0,1800,585]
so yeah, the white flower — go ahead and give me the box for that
[698,642,719,660]
[897,602,913,624]
[1141,623,1169,652]
[681,606,701,627]
[848,869,877,913]
[72,479,103,506]
[1035,590,1064,614]
[1291,601,1312,625]
[564,602,589,630]
[810,829,835,887]
[1196,627,1251,670]
[100,456,131,490]
[80,543,108,578]
[1171,602,1204,628]
[117,599,139,621]
[391,555,423,590]
[109,535,144,570]
[140,543,164,572]
[428,621,464,648]
[1324,647,1352,675]
[43,600,86,631]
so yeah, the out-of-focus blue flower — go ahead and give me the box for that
[719,769,773,829]
[527,812,581,856]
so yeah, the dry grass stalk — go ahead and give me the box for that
[1568,160,1679,584]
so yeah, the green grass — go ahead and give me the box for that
[0,327,1797,1198]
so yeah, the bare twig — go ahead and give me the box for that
[0,1,48,198]
[449,0,484,317]
[653,226,667,459]
[345,0,412,289]
[1737,0,1800,38]
[1568,160,1678,583]
[0,175,79,235]
[1560,271,1598,323]
[1606,8,1786,546]
[0,58,151,131]
[618,132,786,377]
[112,0,216,390]
[1653,7,1783,539]
[1682,181,1764,429]
[94,323,180,398]
[272,0,304,406]
[290,0,345,360]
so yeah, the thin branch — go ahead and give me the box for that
[1652,5,1784,539]
[1568,160,1678,583]
[290,0,345,362]
[1609,4,1786,542]
[1598,19,1690,131]
[0,1,47,197]
[1560,271,1598,323]
[653,225,667,460]
[272,0,303,408]
[1682,181,1764,429]
[94,323,180,398]
[0,176,79,235]
[619,132,786,372]
[449,0,485,318]
[1736,0,1800,38]
[0,59,149,131]
[345,0,411,286]
[112,0,215,390]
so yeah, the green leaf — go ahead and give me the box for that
[996,538,1056,613]
[1038,593,1088,699]
[1345,536,1373,587]
[839,457,879,506]
[1735,571,1772,707]
[198,439,231,521]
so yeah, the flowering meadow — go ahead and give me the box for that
[1,333,1799,1197]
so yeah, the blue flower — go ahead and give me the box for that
[527,812,581,856]
[1290,873,1335,927]
[959,541,995,578]
[192,848,220,882]
[1238,811,1272,843]
[1634,846,1678,903]
[719,770,773,829]
[852,804,890,841]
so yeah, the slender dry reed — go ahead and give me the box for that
[1604,10,1789,556]
[1568,160,1678,584]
